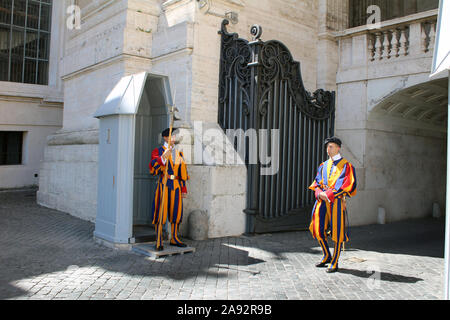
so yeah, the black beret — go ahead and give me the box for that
[324,136,342,147]
[161,127,179,137]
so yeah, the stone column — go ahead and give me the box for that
[316,0,348,91]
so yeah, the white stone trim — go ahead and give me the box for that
[152,47,194,63]
[80,0,118,21]
[162,0,192,10]
[61,53,150,81]
[335,9,439,38]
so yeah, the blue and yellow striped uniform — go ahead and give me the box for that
[309,156,357,270]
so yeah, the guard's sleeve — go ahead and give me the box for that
[324,163,357,202]
[179,152,190,194]
[309,163,324,199]
[149,148,165,176]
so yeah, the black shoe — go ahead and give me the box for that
[326,266,339,273]
[315,260,331,268]
[155,245,164,251]
[170,242,187,248]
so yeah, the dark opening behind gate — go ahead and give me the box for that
[218,20,336,233]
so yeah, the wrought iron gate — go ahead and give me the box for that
[218,20,336,233]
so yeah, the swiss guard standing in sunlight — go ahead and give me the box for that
[149,127,189,251]
[308,137,357,273]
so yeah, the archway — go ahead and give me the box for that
[367,77,448,223]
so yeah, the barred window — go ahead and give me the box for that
[349,0,439,28]
[0,131,23,165]
[0,0,52,85]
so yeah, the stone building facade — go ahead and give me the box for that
[0,0,64,189]
[335,6,448,226]
[37,0,331,240]
[1,0,446,242]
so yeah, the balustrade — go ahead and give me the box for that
[367,18,437,62]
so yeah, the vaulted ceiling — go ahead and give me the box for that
[371,78,448,128]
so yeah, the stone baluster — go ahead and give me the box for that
[428,20,436,52]
[381,30,390,59]
[374,32,382,60]
[421,22,428,52]
[391,28,399,58]
[398,27,408,56]
[367,34,375,61]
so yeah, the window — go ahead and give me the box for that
[0,131,23,165]
[349,0,439,28]
[0,0,52,85]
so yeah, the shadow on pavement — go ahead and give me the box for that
[337,268,423,283]
[242,216,446,259]
[0,190,268,299]
[343,217,446,258]
[0,190,444,299]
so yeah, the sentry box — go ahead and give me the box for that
[93,72,171,248]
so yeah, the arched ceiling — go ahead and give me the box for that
[370,78,448,129]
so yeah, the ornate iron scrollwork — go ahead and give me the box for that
[219,20,334,121]
[218,19,336,233]
[218,20,252,124]
[250,24,262,41]
[257,40,335,120]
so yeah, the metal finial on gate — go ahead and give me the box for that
[250,24,262,41]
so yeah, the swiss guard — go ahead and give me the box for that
[149,127,189,251]
[309,137,357,273]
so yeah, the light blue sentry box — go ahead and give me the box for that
[93,72,171,249]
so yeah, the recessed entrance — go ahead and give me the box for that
[131,77,169,243]
[368,77,448,222]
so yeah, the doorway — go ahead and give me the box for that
[366,77,448,222]
[132,77,169,243]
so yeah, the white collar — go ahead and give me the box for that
[331,153,342,161]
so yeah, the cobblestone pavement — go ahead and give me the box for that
[0,189,445,300]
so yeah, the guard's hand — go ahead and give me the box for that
[162,146,173,160]
[315,188,322,200]
[182,193,187,198]
[319,192,329,202]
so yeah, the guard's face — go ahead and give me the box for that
[326,143,340,158]
[163,135,177,145]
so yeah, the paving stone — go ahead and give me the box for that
[0,190,446,300]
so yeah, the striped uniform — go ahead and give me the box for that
[309,156,357,269]
[149,145,189,247]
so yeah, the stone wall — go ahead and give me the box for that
[190,0,321,123]
[335,9,447,226]
[0,98,62,189]
[38,0,158,221]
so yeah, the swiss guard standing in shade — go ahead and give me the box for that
[149,127,189,251]
[309,137,357,273]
